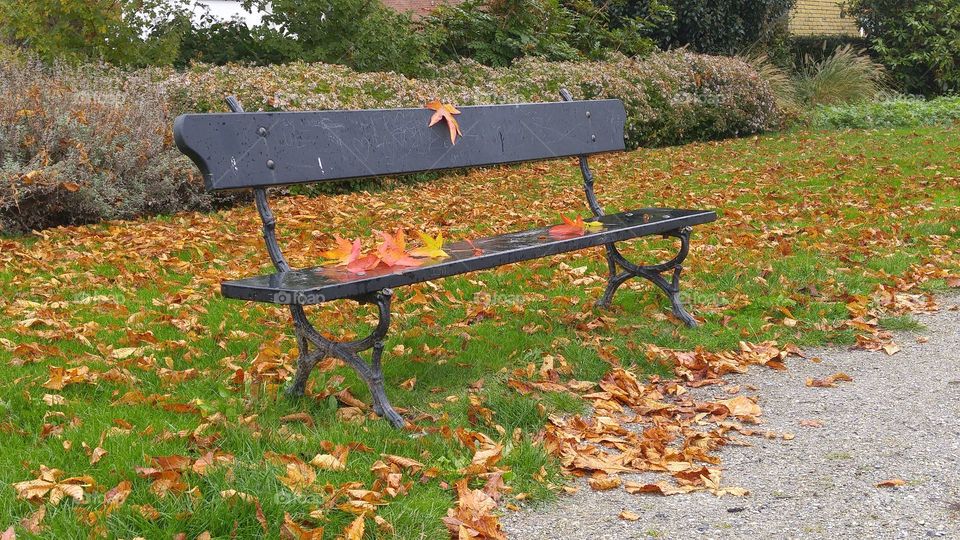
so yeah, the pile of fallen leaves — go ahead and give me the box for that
[538,342,800,499]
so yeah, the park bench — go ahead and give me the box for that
[173,91,717,428]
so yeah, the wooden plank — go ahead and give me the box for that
[174,100,626,191]
[221,208,717,304]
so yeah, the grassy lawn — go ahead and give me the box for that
[1,126,958,538]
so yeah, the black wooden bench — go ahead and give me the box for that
[173,91,717,428]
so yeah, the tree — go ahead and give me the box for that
[0,0,189,66]
[844,0,960,95]
[243,0,436,76]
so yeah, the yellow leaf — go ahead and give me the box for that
[409,231,449,258]
[584,220,603,231]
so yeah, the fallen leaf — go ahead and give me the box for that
[549,215,586,237]
[310,453,346,471]
[374,515,394,535]
[89,446,107,465]
[409,231,449,258]
[588,475,621,491]
[277,461,316,494]
[426,101,462,144]
[876,478,907,488]
[342,515,365,540]
[104,480,132,511]
[13,466,91,505]
[716,395,763,422]
[382,454,424,471]
[320,236,361,266]
[280,412,315,427]
[882,342,901,355]
[619,510,640,521]
[806,372,853,388]
[20,506,45,534]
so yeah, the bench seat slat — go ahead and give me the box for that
[221,208,717,304]
[174,100,627,191]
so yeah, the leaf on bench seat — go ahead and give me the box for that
[320,236,361,267]
[377,230,421,267]
[409,231,449,259]
[549,215,603,238]
[347,229,423,274]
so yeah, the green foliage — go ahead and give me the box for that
[428,0,795,67]
[173,15,296,68]
[664,0,796,54]
[809,96,960,129]
[843,0,960,95]
[243,0,437,76]
[0,0,189,66]
[428,0,581,67]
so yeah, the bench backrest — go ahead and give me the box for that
[173,99,626,191]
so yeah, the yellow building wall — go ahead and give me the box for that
[789,0,861,36]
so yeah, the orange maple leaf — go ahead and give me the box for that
[377,229,421,267]
[549,215,602,238]
[320,235,361,266]
[345,229,422,274]
[426,100,462,145]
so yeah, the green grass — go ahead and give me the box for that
[1,125,959,538]
[878,315,925,332]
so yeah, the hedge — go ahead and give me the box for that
[1,50,782,232]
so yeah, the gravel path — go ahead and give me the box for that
[504,294,960,539]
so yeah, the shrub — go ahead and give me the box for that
[792,44,887,106]
[664,0,796,54]
[2,49,781,232]
[0,0,190,67]
[843,0,960,95]
[428,0,581,67]
[0,56,225,232]
[808,96,960,129]
[170,51,782,148]
[243,0,437,77]
[173,15,296,68]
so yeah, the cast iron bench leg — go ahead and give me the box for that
[284,289,406,428]
[596,226,698,328]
